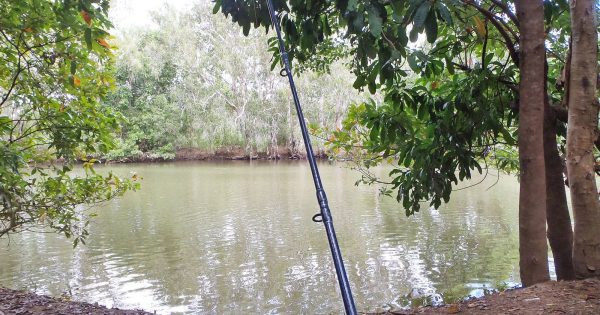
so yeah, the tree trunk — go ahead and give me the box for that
[515,0,550,286]
[544,98,576,280]
[566,0,600,279]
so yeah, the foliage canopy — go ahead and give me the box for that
[214,0,582,215]
[0,0,138,243]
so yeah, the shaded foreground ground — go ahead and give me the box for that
[1,279,599,314]
[374,278,600,315]
[0,288,152,315]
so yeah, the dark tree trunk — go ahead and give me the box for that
[566,0,600,279]
[544,97,576,280]
[515,0,551,286]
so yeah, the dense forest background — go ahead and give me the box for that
[105,0,361,161]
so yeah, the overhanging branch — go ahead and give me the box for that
[463,0,520,66]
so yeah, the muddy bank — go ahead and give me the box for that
[2,279,599,314]
[104,146,331,163]
[0,287,152,315]
[373,278,600,315]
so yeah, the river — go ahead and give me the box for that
[0,161,528,314]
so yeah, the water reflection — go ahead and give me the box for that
[0,161,521,314]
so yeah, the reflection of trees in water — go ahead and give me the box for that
[356,173,519,307]
[0,164,521,313]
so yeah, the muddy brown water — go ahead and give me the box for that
[0,161,539,314]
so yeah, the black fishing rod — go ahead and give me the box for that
[264,1,357,314]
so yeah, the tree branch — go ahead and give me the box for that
[463,1,520,66]
[482,18,489,69]
[489,0,519,27]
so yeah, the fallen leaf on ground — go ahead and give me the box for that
[446,304,460,314]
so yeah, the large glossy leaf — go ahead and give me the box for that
[424,9,438,43]
[412,1,431,31]
[367,5,383,37]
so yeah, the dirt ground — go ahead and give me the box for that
[371,278,600,315]
[0,288,153,315]
[1,279,599,314]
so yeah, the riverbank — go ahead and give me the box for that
[379,278,600,315]
[103,146,331,163]
[2,279,599,314]
[0,287,152,314]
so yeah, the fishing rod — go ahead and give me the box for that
[264,0,357,314]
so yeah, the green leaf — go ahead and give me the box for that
[407,54,420,73]
[367,6,383,37]
[436,2,453,25]
[501,127,515,145]
[398,25,408,46]
[350,12,364,31]
[412,2,431,31]
[484,52,494,66]
[409,27,419,42]
[84,28,92,50]
[270,55,280,71]
[368,81,376,94]
[417,103,427,119]
[403,0,425,24]
[445,57,455,75]
[353,75,365,89]
[424,9,438,43]
[243,22,250,36]
[347,0,358,11]
[212,0,221,14]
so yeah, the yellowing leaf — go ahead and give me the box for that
[472,16,486,38]
[97,38,111,49]
[447,304,460,314]
[23,27,33,33]
[81,10,92,26]
[73,75,81,87]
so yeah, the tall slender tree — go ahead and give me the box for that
[545,88,576,280]
[566,0,600,279]
[515,0,551,286]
